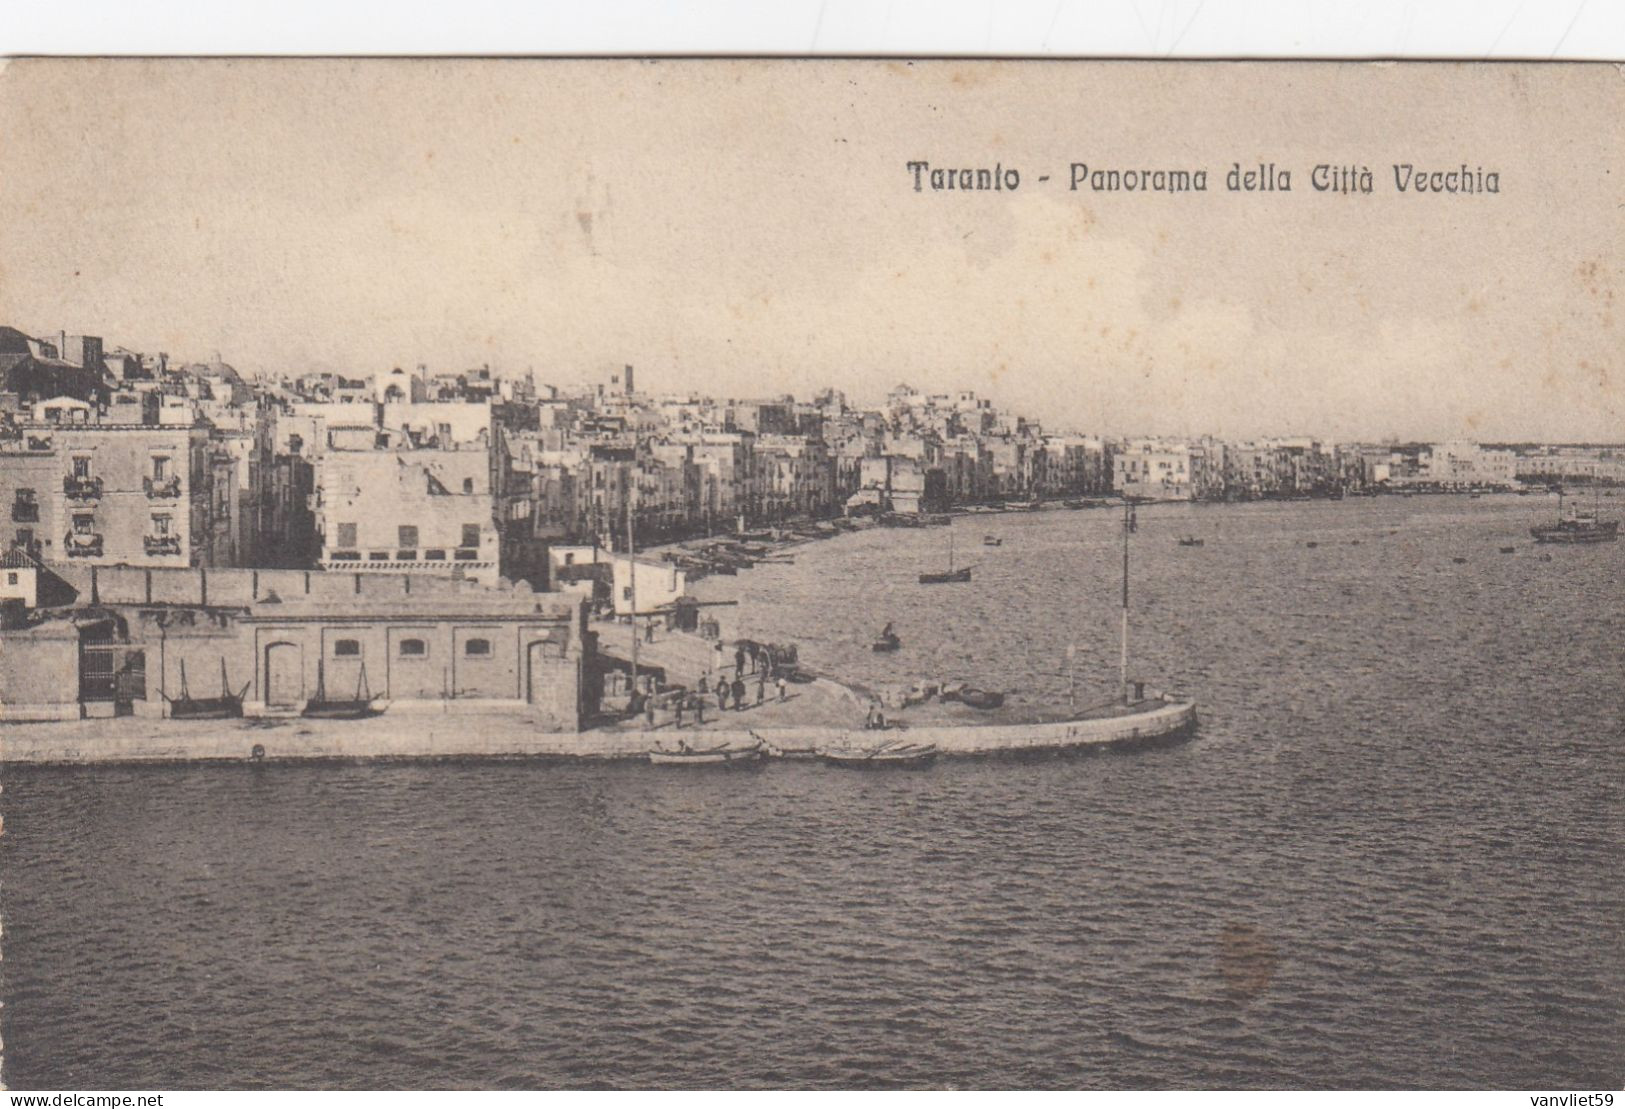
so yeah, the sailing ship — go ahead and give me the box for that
[1529,489,1619,544]
[919,531,972,584]
[302,659,382,719]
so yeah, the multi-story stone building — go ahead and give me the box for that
[317,445,499,584]
[0,405,235,567]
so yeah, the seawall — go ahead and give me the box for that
[0,700,1196,766]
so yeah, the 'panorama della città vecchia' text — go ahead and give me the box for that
[905,161,1502,195]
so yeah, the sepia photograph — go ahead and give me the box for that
[0,51,1621,1093]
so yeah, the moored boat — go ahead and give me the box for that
[648,742,764,766]
[958,688,1005,710]
[820,742,938,770]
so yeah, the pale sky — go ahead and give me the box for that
[1,59,1620,441]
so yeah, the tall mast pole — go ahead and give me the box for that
[1120,499,1130,703]
[627,467,638,703]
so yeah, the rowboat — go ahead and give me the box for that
[820,742,938,769]
[648,742,764,766]
[958,688,1005,710]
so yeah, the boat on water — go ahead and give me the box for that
[1529,490,1619,544]
[983,535,1002,546]
[648,742,764,766]
[1499,546,1516,554]
[1177,536,1205,547]
[820,741,938,770]
[920,532,972,584]
[303,660,382,719]
[164,658,246,720]
[872,622,901,652]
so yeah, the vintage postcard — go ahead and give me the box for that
[0,58,1620,1093]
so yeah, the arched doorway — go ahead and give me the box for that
[264,641,303,708]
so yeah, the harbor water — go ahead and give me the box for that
[3,495,1621,1088]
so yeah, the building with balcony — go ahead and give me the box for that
[0,417,232,567]
[316,445,500,584]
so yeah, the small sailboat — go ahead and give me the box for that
[919,531,972,584]
[872,622,901,652]
[165,658,246,720]
[303,659,382,719]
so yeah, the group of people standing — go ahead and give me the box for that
[655,639,789,730]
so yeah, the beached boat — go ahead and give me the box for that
[164,658,246,720]
[820,741,938,769]
[303,660,382,719]
[1530,490,1619,544]
[958,688,1005,710]
[648,742,763,766]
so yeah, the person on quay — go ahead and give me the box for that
[693,692,706,726]
[777,674,788,702]
[756,672,766,706]
[674,696,685,729]
[717,682,729,712]
[732,676,747,710]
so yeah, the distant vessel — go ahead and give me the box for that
[1177,536,1205,547]
[1530,490,1618,544]
[920,532,973,584]
[983,535,1002,546]
[872,622,901,652]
